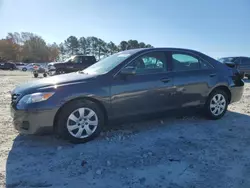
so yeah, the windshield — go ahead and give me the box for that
[82,52,133,75]
[64,56,76,63]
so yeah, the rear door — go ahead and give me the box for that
[170,51,216,108]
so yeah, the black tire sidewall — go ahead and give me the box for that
[205,90,228,120]
[34,73,38,78]
[55,100,104,143]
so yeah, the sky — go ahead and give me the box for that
[0,0,249,58]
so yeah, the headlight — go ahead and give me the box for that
[17,92,54,107]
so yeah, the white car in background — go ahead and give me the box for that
[21,63,40,71]
[15,62,26,70]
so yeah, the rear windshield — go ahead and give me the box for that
[218,57,237,63]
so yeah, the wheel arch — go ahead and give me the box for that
[53,96,108,130]
[208,85,231,103]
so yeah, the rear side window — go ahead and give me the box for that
[172,53,213,71]
[172,53,199,71]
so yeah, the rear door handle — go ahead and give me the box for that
[160,78,171,83]
[209,73,216,77]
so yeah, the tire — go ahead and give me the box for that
[43,73,47,77]
[240,72,245,79]
[248,76,250,80]
[34,73,38,78]
[204,89,228,120]
[22,68,27,71]
[55,100,104,143]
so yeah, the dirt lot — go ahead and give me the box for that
[0,70,250,188]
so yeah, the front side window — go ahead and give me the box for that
[172,53,199,71]
[125,51,167,74]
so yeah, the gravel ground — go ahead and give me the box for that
[1,70,250,188]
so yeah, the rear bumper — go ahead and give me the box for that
[11,106,58,134]
[230,81,244,103]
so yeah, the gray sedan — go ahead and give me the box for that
[11,48,244,143]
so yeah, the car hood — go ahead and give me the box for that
[12,72,97,94]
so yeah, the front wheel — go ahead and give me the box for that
[55,100,104,143]
[34,73,38,78]
[204,89,228,120]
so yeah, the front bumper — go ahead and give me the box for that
[11,106,58,134]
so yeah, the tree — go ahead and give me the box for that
[119,41,128,51]
[139,42,146,48]
[22,35,49,62]
[87,36,99,57]
[6,32,22,45]
[0,31,154,62]
[97,38,107,60]
[59,43,66,55]
[64,36,79,55]
[145,44,153,48]
[0,39,19,61]
[48,43,59,61]
[107,41,118,55]
[127,40,139,49]
[79,37,90,55]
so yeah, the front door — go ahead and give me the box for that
[170,52,217,108]
[110,51,176,118]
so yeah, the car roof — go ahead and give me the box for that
[122,47,203,54]
[220,56,249,59]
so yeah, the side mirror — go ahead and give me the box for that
[120,66,136,76]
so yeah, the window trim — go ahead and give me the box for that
[170,50,214,72]
[114,50,169,77]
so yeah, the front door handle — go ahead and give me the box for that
[209,73,216,77]
[160,78,171,83]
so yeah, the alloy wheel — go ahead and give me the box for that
[210,94,226,116]
[66,107,98,138]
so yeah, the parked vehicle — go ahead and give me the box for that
[11,48,244,143]
[218,57,250,79]
[0,62,16,70]
[22,63,40,71]
[48,55,96,75]
[15,62,26,70]
[33,64,48,78]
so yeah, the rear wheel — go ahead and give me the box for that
[43,73,47,77]
[22,68,27,71]
[55,100,104,143]
[204,89,228,120]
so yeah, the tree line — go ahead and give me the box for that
[0,32,153,63]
